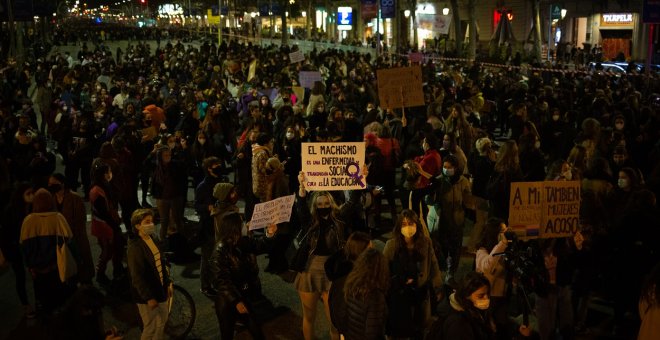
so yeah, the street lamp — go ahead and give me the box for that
[560,8,567,19]
[442,5,450,15]
[404,9,410,18]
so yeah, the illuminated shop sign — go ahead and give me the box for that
[601,13,633,26]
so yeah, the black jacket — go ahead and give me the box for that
[442,294,495,340]
[127,237,171,304]
[210,236,271,305]
[345,290,388,340]
[296,194,345,257]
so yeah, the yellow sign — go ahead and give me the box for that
[509,181,581,239]
[301,142,366,191]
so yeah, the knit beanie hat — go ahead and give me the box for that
[213,183,235,201]
[32,188,55,213]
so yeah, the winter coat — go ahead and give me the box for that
[345,290,388,340]
[296,194,345,258]
[127,236,171,304]
[210,236,271,306]
[20,212,73,272]
[442,293,496,340]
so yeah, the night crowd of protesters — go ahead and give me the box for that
[1,21,660,339]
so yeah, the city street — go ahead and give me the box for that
[0,39,641,340]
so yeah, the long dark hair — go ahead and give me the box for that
[343,231,371,262]
[392,209,428,259]
[476,218,505,253]
[454,271,492,319]
[216,212,243,246]
[344,248,390,301]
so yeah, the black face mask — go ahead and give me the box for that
[211,167,223,177]
[317,207,331,218]
[48,184,63,193]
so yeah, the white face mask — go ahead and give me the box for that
[473,298,490,310]
[140,223,155,235]
[552,115,560,122]
[443,168,455,177]
[618,178,628,189]
[401,226,416,239]
[286,132,295,140]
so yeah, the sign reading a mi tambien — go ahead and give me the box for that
[509,181,580,239]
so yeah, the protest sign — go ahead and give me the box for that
[141,126,157,141]
[289,50,305,64]
[301,142,366,191]
[376,66,424,109]
[249,194,296,230]
[292,86,305,103]
[247,60,257,81]
[299,71,322,88]
[509,181,581,239]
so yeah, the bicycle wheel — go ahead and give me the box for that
[165,284,196,339]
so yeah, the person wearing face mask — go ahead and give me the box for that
[295,172,346,340]
[275,126,302,194]
[89,162,123,285]
[383,209,443,339]
[48,173,95,285]
[195,157,228,296]
[442,272,534,339]
[210,212,277,340]
[518,133,546,182]
[541,108,567,163]
[127,208,172,340]
[428,155,471,280]
[405,132,442,228]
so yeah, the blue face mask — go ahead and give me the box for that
[443,168,455,177]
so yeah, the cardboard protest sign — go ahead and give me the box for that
[509,181,581,239]
[301,142,366,191]
[141,126,157,141]
[299,71,322,88]
[289,50,305,64]
[247,60,257,81]
[249,194,296,230]
[292,86,305,103]
[376,66,424,109]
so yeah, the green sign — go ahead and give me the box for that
[550,4,562,20]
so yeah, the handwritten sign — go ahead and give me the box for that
[302,142,366,191]
[299,71,322,88]
[289,50,305,64]
[509,181,581,239]
[249,194,296,230]
[376,66,424,109]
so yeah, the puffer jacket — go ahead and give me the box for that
[345,290,387,340]
[210,236,271,305]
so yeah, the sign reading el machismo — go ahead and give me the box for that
[301,142,366,191]
[508,181,581,239]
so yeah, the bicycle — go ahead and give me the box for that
[165,283,196,339]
